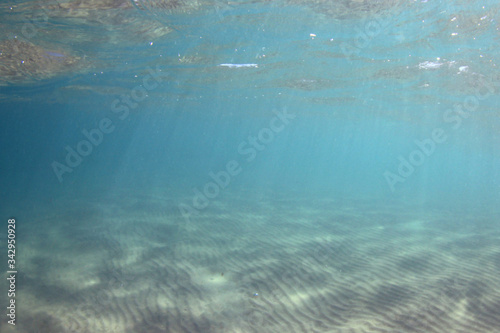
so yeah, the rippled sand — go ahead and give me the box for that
[3,188,500,333]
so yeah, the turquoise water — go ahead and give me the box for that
[1,1,500,332]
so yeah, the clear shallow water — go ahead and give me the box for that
[1,0,500,332]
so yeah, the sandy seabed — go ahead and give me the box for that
[2,188,500,333]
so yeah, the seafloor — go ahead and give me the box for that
[3,187,500,333]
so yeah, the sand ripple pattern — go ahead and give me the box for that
[5,194,500,333]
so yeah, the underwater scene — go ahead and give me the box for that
[1,0,500,332]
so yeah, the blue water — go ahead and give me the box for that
[1,0,500,332]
